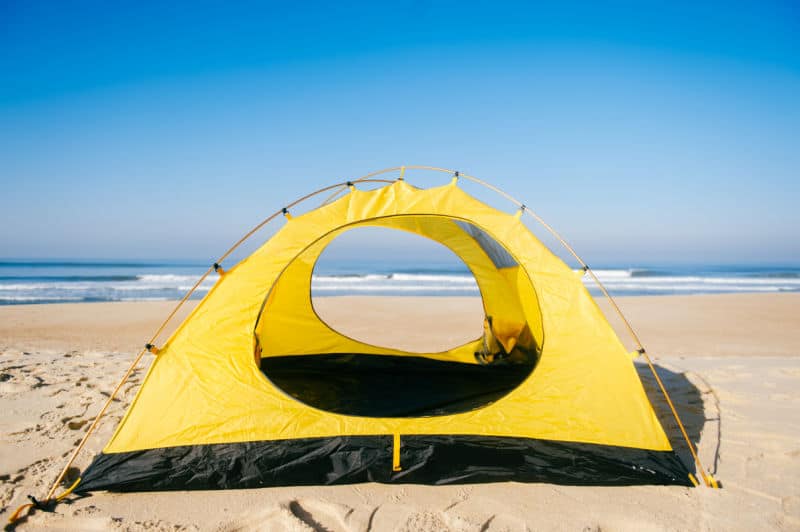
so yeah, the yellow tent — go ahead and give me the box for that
[73,170,693,491]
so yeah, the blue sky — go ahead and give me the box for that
[1,1,798,265]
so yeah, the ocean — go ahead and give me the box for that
[1,260,798,305]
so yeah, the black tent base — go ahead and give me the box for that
[78,435,692,492]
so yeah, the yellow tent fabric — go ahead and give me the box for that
[77,179,691,491]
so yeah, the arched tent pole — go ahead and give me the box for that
[7,179,396,525]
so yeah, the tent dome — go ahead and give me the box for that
[75,173,692,492]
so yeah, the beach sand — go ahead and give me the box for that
[1,293,798,531]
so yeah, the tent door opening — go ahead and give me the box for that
[254,215,543,418]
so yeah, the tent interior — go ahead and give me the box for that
[256,215,543,417]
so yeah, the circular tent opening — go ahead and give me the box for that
[256,215,543,418]
[311,225,485,353]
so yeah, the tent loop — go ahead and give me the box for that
[213,262,225,276]
[392,433,402,472]
[144,343,160,355]
[347,181,355,191]
[282,207,293,221]
[398,165,406,181]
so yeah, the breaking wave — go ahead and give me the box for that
[0,261,798,304]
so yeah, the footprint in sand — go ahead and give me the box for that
[2,458,55,512]
[220,499,357,532]
[286,499,355,532]
[65,419,87,430]
[443,498,527,531]
[218,506,311,532]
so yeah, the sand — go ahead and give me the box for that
[1,293,798,531]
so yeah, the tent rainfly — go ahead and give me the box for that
[12,167,719,524]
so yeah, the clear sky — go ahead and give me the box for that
[1,1,798,265]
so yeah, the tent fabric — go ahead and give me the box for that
[79,436,690,492]
[79,180,690,490]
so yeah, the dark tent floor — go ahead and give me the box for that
[261,353,535,417]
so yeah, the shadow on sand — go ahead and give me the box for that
[636,361,720,478]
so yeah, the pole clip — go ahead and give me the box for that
[637,347,646,355]
[450,171,460,186]
[213,262,225,275]
[145,343,160,355]
[347,181,355,191]
[282,208,293,220]
[398,166,406,181]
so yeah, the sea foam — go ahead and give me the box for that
[0,261,798,304]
